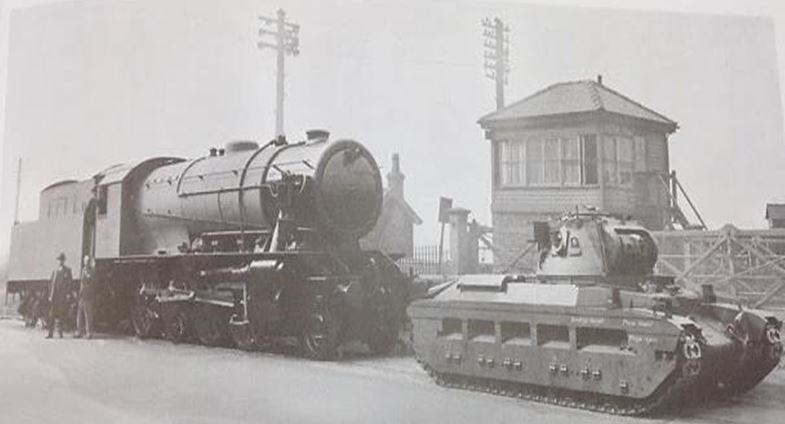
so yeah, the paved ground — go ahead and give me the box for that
[1,319,784,424]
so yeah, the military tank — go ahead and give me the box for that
[408,211,783,415]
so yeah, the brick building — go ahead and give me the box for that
[478,77,678,270]
[765,204,785,229]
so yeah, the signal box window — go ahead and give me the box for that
[499,135,600,186]
[603,137,617,185]
[617,137,634,186]
[580,135,598,185]
[498,140,524,186]
[562,138,580,185]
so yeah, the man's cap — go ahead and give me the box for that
[56,252,66,260]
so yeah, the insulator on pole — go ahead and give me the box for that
[258,9,300,137]
[481,16,510,110]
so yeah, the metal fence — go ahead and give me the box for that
[397,245,450,276]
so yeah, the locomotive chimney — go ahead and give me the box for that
[306,129,330,143]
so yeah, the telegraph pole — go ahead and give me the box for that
[258,9,300,137]
[13,158,21,225]
[482,17,510,110]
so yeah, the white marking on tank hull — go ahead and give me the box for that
[629,334,658,344]
[570,316,605,325]
[622,319,655,328]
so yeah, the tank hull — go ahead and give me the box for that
[408,277,783,415]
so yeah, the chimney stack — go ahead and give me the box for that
[387,153,405,199]
[597,74,603,85]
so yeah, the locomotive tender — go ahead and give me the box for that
[408,211,783,415]
[8,130,409,359]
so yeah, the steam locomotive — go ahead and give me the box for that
[7,130,409,359]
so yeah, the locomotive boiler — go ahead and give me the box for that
[8,130,409,359]
[408,211,783,415]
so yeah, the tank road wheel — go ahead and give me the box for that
[163,307,191,344]
[302,307,341,360]
[131,294,160,339]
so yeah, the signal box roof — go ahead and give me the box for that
[479,79,677,132]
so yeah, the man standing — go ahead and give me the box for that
[46,252,72,339]
[75,255,97,339]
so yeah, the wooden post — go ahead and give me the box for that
[438,222,446,275]
[437,197,453,276]
[726,234,737,297]
[448,208,471,275]
[684,238,692,280]
[13,158,22,225]
[670,171,678,229]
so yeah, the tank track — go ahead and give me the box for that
[416,357,695,416]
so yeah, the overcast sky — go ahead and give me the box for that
[1,0,785,257]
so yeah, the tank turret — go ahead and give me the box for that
[536,213,658,278]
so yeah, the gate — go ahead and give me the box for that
[653,226,785,309]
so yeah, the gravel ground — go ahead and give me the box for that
[1,319,784,424]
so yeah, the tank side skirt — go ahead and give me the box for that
[419,356,692,416]
[408,298,685,406]
[410,305,692,415]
